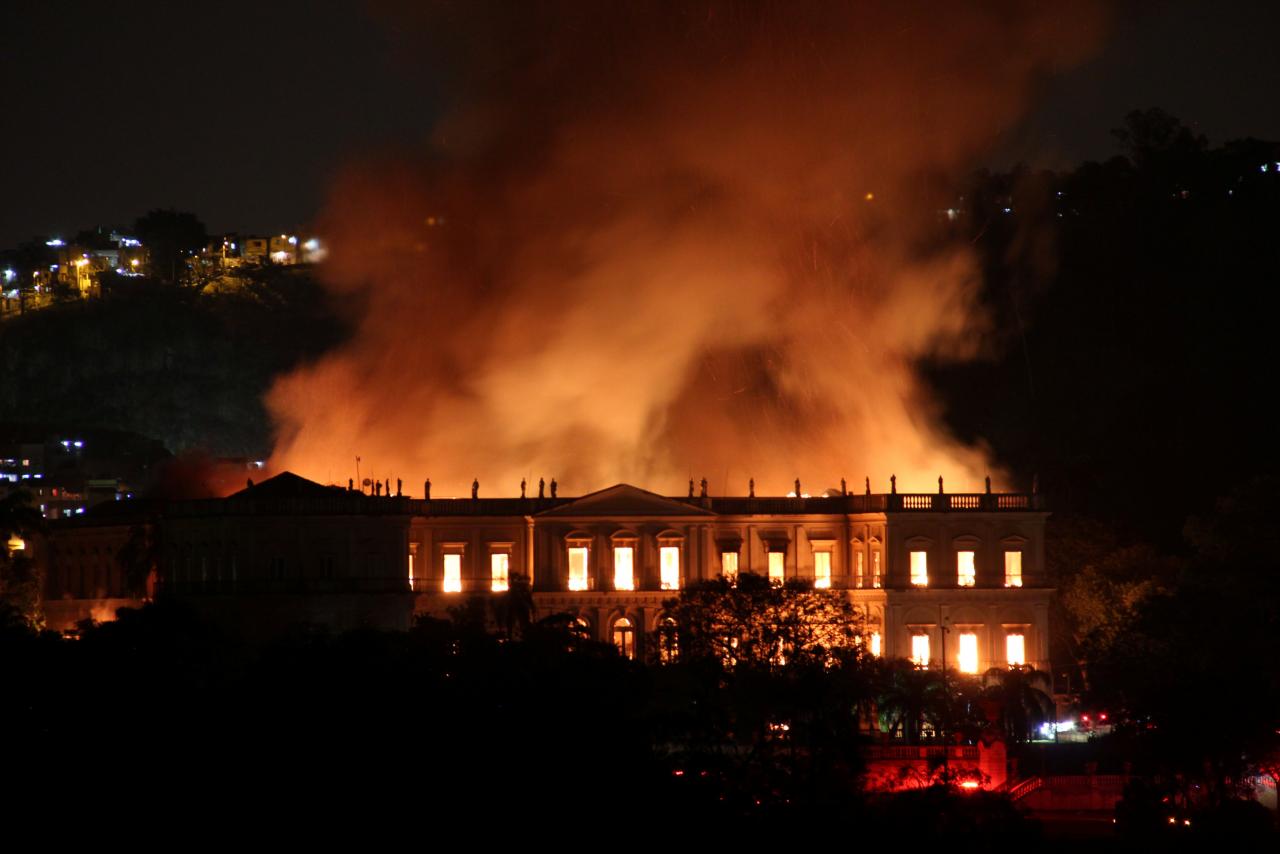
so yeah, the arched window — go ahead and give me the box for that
[611,617,635,660]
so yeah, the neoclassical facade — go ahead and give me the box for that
[37,473,1051,674]
[412,482,1050,674]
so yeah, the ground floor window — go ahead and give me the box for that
[611,617,635,659]
[958,631,979,674]
[1006,632,1026,666]
[911,633,931,668]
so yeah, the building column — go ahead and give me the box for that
[525,517,535,587]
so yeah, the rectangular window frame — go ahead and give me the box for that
[767,549,785,584]
[720,549,739,582]
[490,551,510,592]
[567,544,590,591]
[613,544,635,591]
[442,553,462,594]
[910,550,929,588]
[910,632,931,668]
[957,630,979,674]
[1005,630,1027,667]
[813,550,832,589]
[659,544,681,591]
[1004,550,1023,588]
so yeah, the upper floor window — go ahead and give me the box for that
[911,633,931,668]
[442,553,462,593]
[854,551,865,588]
[613,546,635,591]
[871,550,882,588]
[721,550,739,581]
[611,617,635,660]
[910,551,929,587]
[1004,551,1023,587]
[568,546,589,591]
[407,543,418,592]
[957,631,979,674]
[491,552,510,592]
[813,550,832,589]
[768,550,785,584]
[659,545,680,590]
[957,550,976,587]
[1006,632,1026,666]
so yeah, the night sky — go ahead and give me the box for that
[3,0,1278,248]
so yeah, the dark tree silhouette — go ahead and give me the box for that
[132,209,208,285]
[0,489,44,628]
[982,665,1053,743]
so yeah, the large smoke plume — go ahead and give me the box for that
[267,1,1104,496]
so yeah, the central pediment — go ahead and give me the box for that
[536,484,715,517]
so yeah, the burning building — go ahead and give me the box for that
[37,470,1049,675]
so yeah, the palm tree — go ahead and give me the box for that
[875,658,947,743]
[490,573,535,640]
[982,665,1054,743]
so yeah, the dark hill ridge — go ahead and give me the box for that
[0,269,349,458]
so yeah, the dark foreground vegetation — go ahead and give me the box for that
[3,579,1276,844]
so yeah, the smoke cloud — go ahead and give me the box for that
[267,1,1104,496]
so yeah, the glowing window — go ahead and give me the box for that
[855,551,865,588]
[1006,632,1026,666]
[910,551,929,587]
[814,551,831,589]
[957,551,976,587]
[911,633,931,668]
[660,545,680,590]
[1004,551,1023,587]
[491,552,509,592]
[869,631,881,657]
[958,632,979,674]
[871,550,882,588]
[721,550,738,581]
[568,546,589,591]
[408,548,415,592]
[611,618,635,660]
[442,554,462,593]
[768,550,785,583]
[613,546,634,591]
